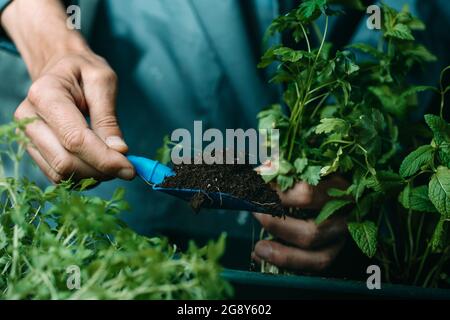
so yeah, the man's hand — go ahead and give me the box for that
[2,0,134,182]
[253,176,348,273]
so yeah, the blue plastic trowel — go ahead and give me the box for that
[127,155,283,215]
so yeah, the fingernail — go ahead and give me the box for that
[118,167,135,180]
[255,242,272,260]
[106,136,127,149]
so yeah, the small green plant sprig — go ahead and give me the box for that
[258,0,449,287]
[0,121,232,299]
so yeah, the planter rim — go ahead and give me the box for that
[222,268,450,299]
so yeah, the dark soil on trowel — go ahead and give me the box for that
[159,163,285,215]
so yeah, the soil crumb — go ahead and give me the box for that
[159,163,284,214]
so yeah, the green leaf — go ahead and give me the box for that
[366,171,403,193]
[348,221,378,258]
[429,166,450,217]
[327,187,351,197]
[278,159,294,175]
[335,51,360,76]
[300,166,322,186]
[347,43,383,59]
[78,178,98,191]
[297,0,327,22]
[385,23,415,41]
[399,145,435,178]
[399,185,437,213]
[315,118,349,135]
[155,135,172,165]
[277,175,295,191]
[400,86,439,99]
[438,142,450,167]
[425,114,450,145]
[294,158,308,174]
[273,47,305,63]
[431,217,448,252]
[257,104,289,130]
[403,46,437,63]
[316,200,352,224]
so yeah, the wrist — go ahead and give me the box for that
[1,0,91,79]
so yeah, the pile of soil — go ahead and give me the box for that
[159,163,285,214]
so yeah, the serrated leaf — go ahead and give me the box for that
[348,221,378,258]
[366,171,403,193]
[278,159,294,175]
[385,23,415,40]
[300,166,322,186]
[424,114,450,145]
[429,166,450,217]
[335,51,360,76]
[431,217,448,252]
[297,0,327,22]
[277,175,295,191]
[399,185,437,213]
[315,118,348,134]
[273,47,305,63]
[294,158,308,174]
[438,142,450,167]
[399,145,435,178]
[347,43,383,59]
[316,200,352,224]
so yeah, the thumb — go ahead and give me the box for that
[83,69,128,153]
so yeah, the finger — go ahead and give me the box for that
[15,100,111,181]
[276,175,349,209]
[27,78,135,180]
[27,146,63,183]
[254,213,347,249]
[82,68,128,153]
[253,239,345,272]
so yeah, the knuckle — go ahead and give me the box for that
[94,114,119,129]
[298,183,315,206]
[14,106,25,121]
[62,128,86,152]
[90,68,117,85]
[27,78,52,105]
[51,154,75,177]
[96,157,118,174]
[316,253,332,272]
[300,223,320,248]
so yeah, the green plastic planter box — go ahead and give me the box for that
[222,269,450,300]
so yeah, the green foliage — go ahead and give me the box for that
[348,221,378,258]
[0,121,231,300]
[429,166,450,218]
[155,135,172,165]
[316,199,352,224]
[257,1,449,287]
[399,145,435,178]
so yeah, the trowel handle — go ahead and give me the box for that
[127,155,175,184]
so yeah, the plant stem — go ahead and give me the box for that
[414,241,432,286]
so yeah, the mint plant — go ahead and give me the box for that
[0,121,231,299]
[258,0,449,287]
